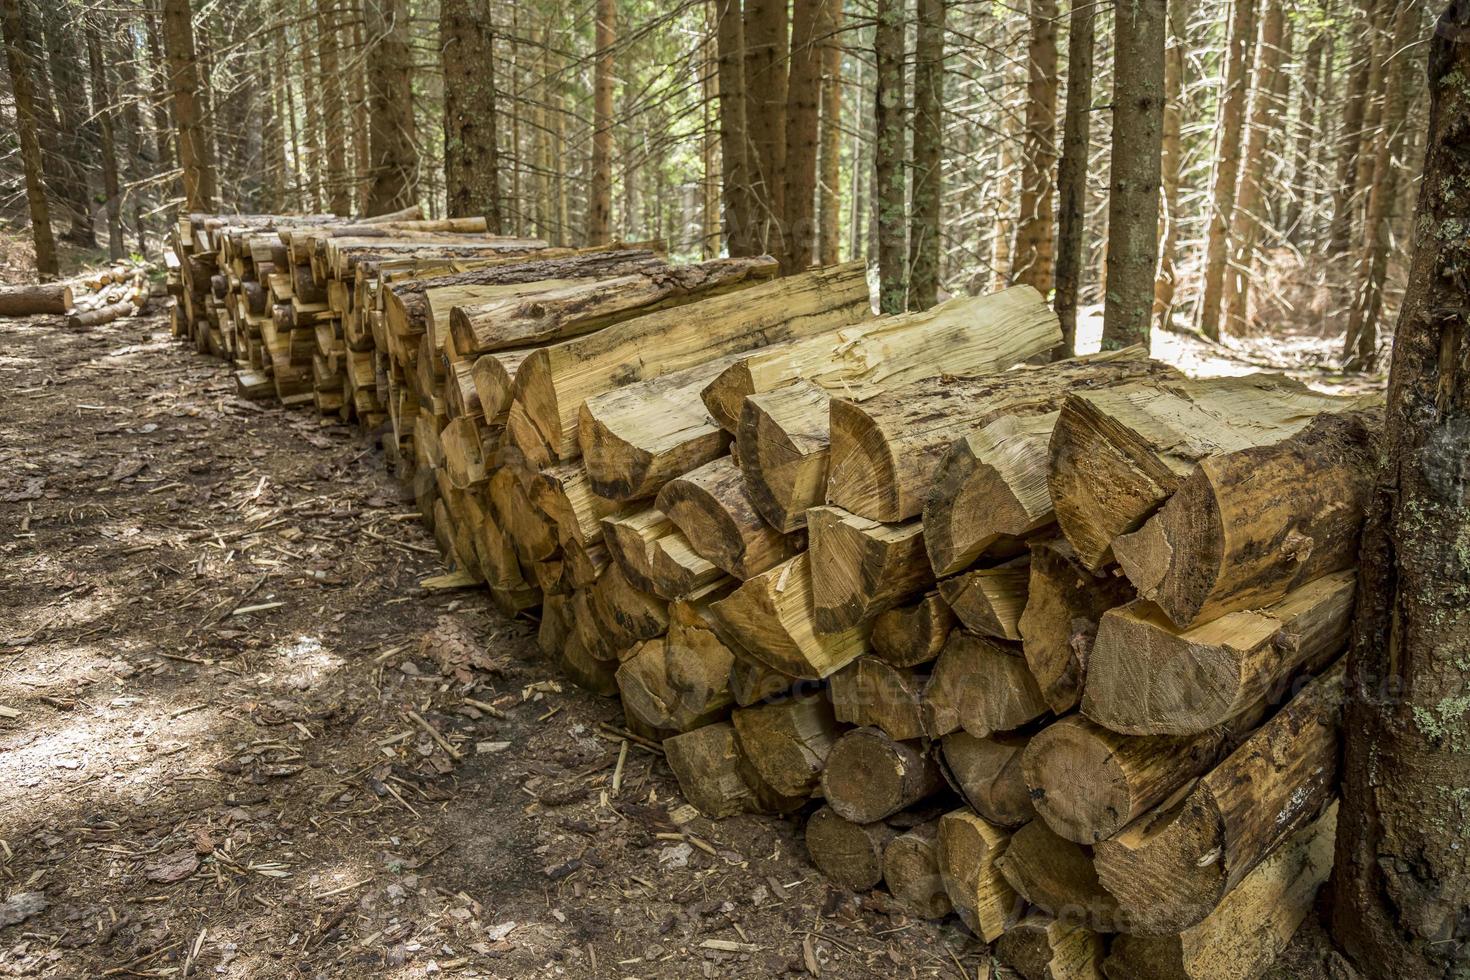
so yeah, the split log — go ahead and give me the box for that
[730,692,841,800]
[601,509,675,593]
[808,507,932,633]
[648,532,725,599]
[583,562,670,660]
[1021,716,1235,845]
[936,808,1018,942]
[805,805,895,892]
[871,592,955,667]
[1111,410,1378,629]
[655,456,800,579]
[883,823,953,919]
[560,628,620,697]
[737,379,834,532]
[1093,661,1345,936]
[579,356,737,500]
[68,300,135,329]
[1018,539,1136,714]
[727,650,800,706]
[616,630,734,734]
[531,460,625,551]
[998,819,1123,933]
[449,256,777,354]
[0,282,74,316]
[506,262,871,466]
[702,285,1062,431]
[708,553,871,679]
[937,559,1030,641]
[829,656,927,741]
[995,914,1106,980]
[1083,570,1354,736]
[924,411,1060,576]
[923,632,1048,738]
[826,347,1176,522]
[1048,374,1373,570]
[539,593,573,657]
[663,721,761,819]
[820,727,943,824]
[472,349,532,424]
[940,730,1037,828]
[1101,805,1335,980]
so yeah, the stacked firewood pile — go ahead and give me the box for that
[168,214,1375,980]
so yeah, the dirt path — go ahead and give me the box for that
[0,310,985,979]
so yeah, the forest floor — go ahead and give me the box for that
[0,301,1354,980]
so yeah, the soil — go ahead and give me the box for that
[0,308,994,978]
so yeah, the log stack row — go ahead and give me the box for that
[167,212,1376,980]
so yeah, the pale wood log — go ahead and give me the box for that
[995,913,1106,980]
[826,348,1176,522]
[426,279,581,354]
[583,561,670,661]
[449,256,777,354]
[883,822,953,919]
[737,378,833,531]
[663,721,760,818]
[708,553,871,679]
[560,625,620,696]
[808,506,932,633]
[68,299,135,329]
[439,415,493,489]
[1101,804,1335,980]
[488,465,558,564]
[1093,661,1344,936]
[1083,570,1354,736]
[936,808,1019,942]
[871,592,955,667]
[998,819,1123,932]
[530,460,626,551]
[0,282,74,316]
[601,508,675,594]
[924,410,1060,576]
[805,805,895,891]
[472,348,532,425]
[727,651,800,706]
[701,285,1062,431]
[657,456,802,580]
[505,262,872,466]
[938,559,1030,640]
[616,631,734,734]
[648,532,725,599]
[1019,539,1136,714]
[829,656,927,741]
[1022,716,1236,845]
[940,730,1037,828]
[820,726,942,824]
[579,356,737,501]
[730,692,841,799]
[924,632,1048,738]
[1111,410,1378,629]
[1049,374,1375,570]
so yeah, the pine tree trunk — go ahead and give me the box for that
[319,0,351,214]
[716,0,758,256]
[781,0,822,271]
[744,0,789,256]
[874,0,906,314]
[1100,0,1165,349]
[1328,0,1378,255]
[1332,5,1470,972]
[143,4,176,199]
[364,0,418,215]
[115,28,149,253]
[818,0,844,265]
[443,0,504,228]
[1012,0,1059,294]
[299,0,325,211]
[162,0,215,211]
[1285,23,1325,239]
[588,0,616,244]
[273,0,303,210]
[703,3,721,259]
[261,53,286,212]
[907,0,944,311]
[1222,0,1285,334]
[351,0,372,213]
[1196,0,1257,339]
[85,19,125,261]
[991,57,1024,289]
[1151,0,1187,331]
[1053,0,1095,356]
[1,0,58,278]
[42,3,95,245]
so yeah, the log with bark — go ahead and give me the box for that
[0,282,74,316]
[936,808,1019,942]
[655,456,801,580]
[820,726,943,824]
[923,631,1049,738]
[808,507,932,633]
[805,805,895,892]
[870,592,956,667]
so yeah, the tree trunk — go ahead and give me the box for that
[703,4,721,258]
[1100,0,1166,349]
[991,56,1024,289]
[1053,0,1095,356]
[273,0,302,210]
[299,0,325,211]
[587,0,616,243]
[781,0,823,271]
[1332,4,1470,972]
[743,0,789,256]
[1012,0,1059,294]
[42,2,95,245]
[442,0,504,229]
[716,0,759,256]
[162,0,215,211]
[1196,0,1257,340]
[0,0,58,278]
[1285,23,1325,239]
[143,4,176,199]
[115,27,149,253]
[364,0,418,215]
[874,0,906,314]
[351,0,372,213]
[818,0,844,265]
[908,0,945,311]
[318,0,352,214]
[1222,0,1286,334]
[85,18,125,261]
[1152,0,1186,330]
[1328,0,1378,255]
